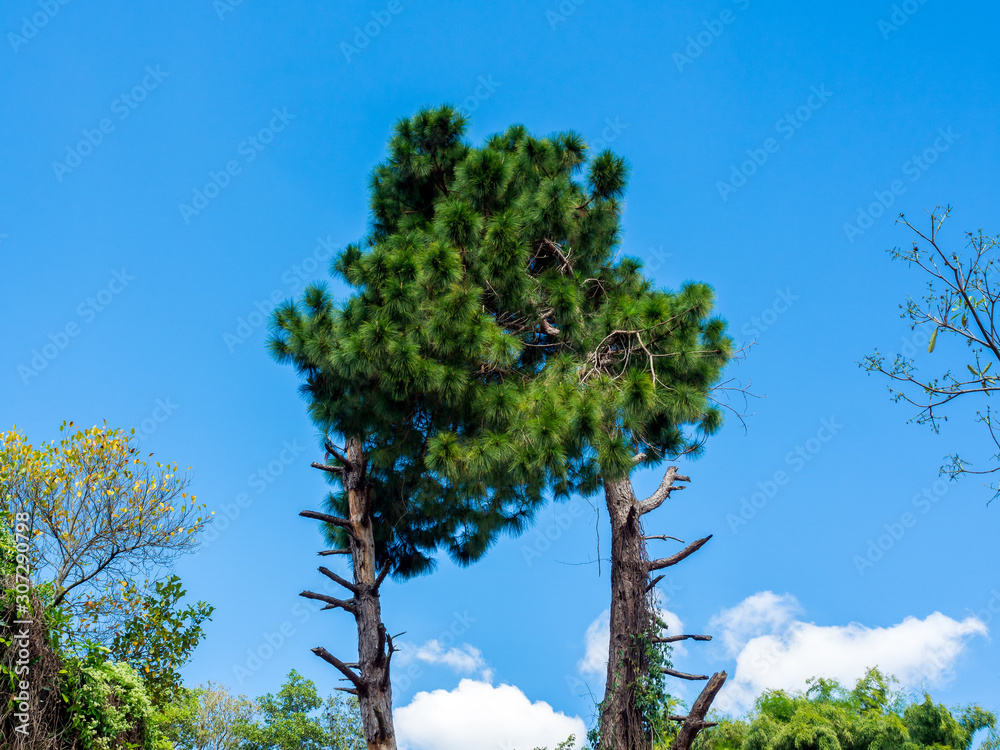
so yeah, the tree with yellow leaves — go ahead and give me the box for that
[0,421,210,640]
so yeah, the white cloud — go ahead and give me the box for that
[708,592,988,714]
[709,591,802,658]
[577,607,688,679]
[578,611,609,677]
[397,640,491,680]
[395,679,587,750]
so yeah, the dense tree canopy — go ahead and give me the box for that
[270,105,645,577]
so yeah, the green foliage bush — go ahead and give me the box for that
[689,669,1000,750]
[62,656,169,750]
[1,521,182,749]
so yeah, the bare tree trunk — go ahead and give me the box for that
[599,475,653,750]
[598,466,722,750]
[301,437,397,750]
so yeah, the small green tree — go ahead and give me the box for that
[109,575,214,706]
[863,207,1000,497]
[239,670,364,750]
[323,693,365,750]
[241,670,326,750]
[155,682,256,750]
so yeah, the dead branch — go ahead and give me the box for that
[318,566,359,594]
[312,647,366,693]
[637,466,690,515]
[300,590,357,615]
[653,634,712,643]
[647,535,712,572]
[669,671,728,750]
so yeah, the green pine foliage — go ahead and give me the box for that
[271,106,630,575]
[687,669,1000,750]
[270,105,732,577]
[542,271,733,493]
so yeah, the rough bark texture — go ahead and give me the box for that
[599,467,722,750]
[599,475,654,750]
[303,437,397,750]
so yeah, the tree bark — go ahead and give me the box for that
[599,475,652,750]
[599,468,721,750]
[305,436,397,750]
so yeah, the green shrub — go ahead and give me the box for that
[63,656,169,750]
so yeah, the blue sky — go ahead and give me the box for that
[2,0,1000,747]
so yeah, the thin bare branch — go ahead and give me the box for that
[312,647,365,692]
[647,535,712,572]
[653,634,712,643]
[318,566,359,594]
[300,590,356,615]
[663,667,709,681]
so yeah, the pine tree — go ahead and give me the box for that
[442,123,736,749]
[534,261,734,750]
[269,106,628,750]
[271,105,735,750]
